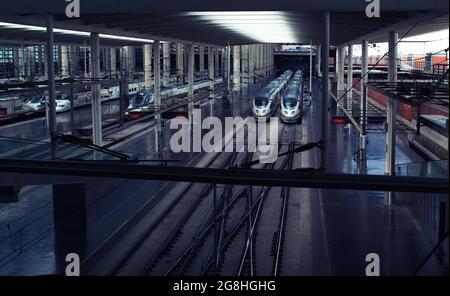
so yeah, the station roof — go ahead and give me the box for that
[0,0,448,47]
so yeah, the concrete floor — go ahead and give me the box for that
[0,79,444,276]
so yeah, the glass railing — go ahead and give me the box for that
[396,160,448,178]
[0,135,161,163]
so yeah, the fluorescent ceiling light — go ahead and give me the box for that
[185,11,297,43]
[0,21,154,43]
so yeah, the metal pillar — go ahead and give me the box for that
[360,40,369,160]
[337,46,345,97]
[347,44,353,109]
[153,41,162,155]
[233,45,241,91]
[320,11,330,170]
[163,42,170,87]
[46,15,57,159]
[90,32,102,148]
[187,44,194,131]
[104,48,111,76]
[37,46,44,77]
[208,47,214,90]
[176,44,184,83]
[144,43,153,89]
[385,31,398,206]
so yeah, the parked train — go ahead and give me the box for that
[280,70,304,123]
[252,70,292,118]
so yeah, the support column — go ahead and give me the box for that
[347,44,353,110]
[233,45,241,91]
[176,44,184,84]
[199,46,205,73]
[208,47,214,90]
[143,43,153,89]
[127,46,135,81]
[37,46,44,77]
[153,41,162,155]
[385,31,398,206]
[241,45,249,84]
[163,42,170,87]
[61,45,69,77]
[248,45,254,84]
[320,11,330,170]
[226,46,231,99]
[104,48,111,76]
[317,45,322,76]
[70,46,79,77]
[214,48,220,78]
[187,44,194,131]
[46,15,57,159]
[91,32,102,148]
[360,40,369,161]
[337,46,345,98]
[14,48,21,79]
[309,40,313,95]
[110,48,116,75]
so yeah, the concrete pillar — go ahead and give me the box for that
[226,46,231,98]
[120,47,128,80]
[232,45,241,91]
[110,48,116,74]
[241,45,249,84]
[163,42,170,87]
[127,46,135,81]
[214,48,220,77]
[199,45,205,73]
[385,31,398,206]
[176,44,184,83]
[70,46,79,77]
[321,11,330,170]
[91,32,102,147]
[104,48,111,76]
[208,47,214,90]
[317,45,322,76]
[37,46,44,77]
[248,45,254,84]
[153,41,162,155]
[360,40,369,160]
[46,15,57,159]
[15,48,25,81]
[61,45,69,77]
[347,44,353,109]
[187,44,194,131]
[143,43,153,89]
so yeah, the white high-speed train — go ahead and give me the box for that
[280,70,304,123]
[252,70,292,118]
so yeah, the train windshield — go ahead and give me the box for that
[29,97,43,103]
[133,94,145,106]
[283,96,298,109]
[254,96,269,107]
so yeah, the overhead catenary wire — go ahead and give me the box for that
[336,13,428,104]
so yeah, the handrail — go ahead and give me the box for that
[0,159,448,194]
